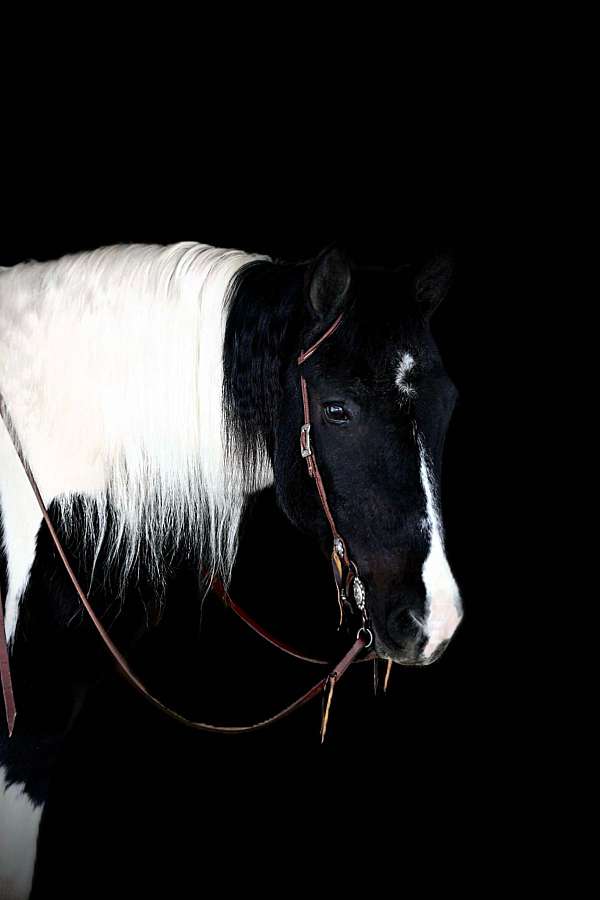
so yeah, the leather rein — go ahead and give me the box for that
[0,313,386,742]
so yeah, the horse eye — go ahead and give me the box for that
[323,403,350,423]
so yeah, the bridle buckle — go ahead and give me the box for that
[300,423,312,458]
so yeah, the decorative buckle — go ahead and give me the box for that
[300,423,312,458]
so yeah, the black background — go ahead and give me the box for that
[1,132,519,894]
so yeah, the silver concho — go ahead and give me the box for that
[334,538,345,559]
[352,577,366,613]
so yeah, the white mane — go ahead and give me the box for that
[0,242,272,643]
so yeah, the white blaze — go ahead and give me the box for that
[417,436,462,658]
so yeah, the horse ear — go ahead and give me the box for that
[306,245,352,323]
[413,253,453,317]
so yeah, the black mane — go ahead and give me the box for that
[223,259,305,475]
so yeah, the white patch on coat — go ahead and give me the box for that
[0,242,272,643]
[0,767,43,899]
[417,436,462,658]
[395,352,416,398]
[0,460,43,645]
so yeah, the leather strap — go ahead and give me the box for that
[300,376,339,538]
[297,313,344,365]
[208,574,329,666]
[0,581,16,736]
[209,575,374,665]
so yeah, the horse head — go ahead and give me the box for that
[225,245,463,665]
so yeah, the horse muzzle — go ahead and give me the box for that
[371,599,463,666]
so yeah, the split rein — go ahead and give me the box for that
[0,314,391,742]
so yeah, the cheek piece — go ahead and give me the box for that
[297,314,372,648]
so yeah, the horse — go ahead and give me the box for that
[0,241,463,897]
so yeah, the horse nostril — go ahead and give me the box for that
[387,607,424,643]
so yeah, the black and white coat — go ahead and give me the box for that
[0,241,462,897]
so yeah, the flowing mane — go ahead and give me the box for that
[0,242,271,642]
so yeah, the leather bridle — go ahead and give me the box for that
[0,313,385,742]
